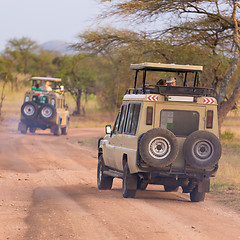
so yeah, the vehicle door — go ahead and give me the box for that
[114,103,141,171]
[103,112,120,169]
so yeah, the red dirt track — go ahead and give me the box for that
[0,128,240,240]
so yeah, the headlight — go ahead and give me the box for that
[25,96,30,102]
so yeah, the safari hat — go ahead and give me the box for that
[166,76,176,84]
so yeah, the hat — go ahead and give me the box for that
[166,76,176,84]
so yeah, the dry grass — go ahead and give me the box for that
[211,120,240,211]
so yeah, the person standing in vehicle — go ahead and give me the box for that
[41,81,52,91]
[166,76,176,86]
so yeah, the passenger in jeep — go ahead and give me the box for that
[41,81,52,91]
[166,76,176,86]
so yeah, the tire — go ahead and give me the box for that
[139,128,179,168]
[164,185,179,192]
[61,118,69,135]
[98,137,104,149]
[97,155,113,190]
[29,127,36,133]
[21,102,38,120]
[190,187,205,202]
[137,177,148,190]
[122,163,138,198]
[39,104,56,121]
[18,122,27,134]
[61,127,67,135]
[53,125,61,136]
[183,130,222,169]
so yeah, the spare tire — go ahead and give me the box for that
[139,128,179,168]
[183,130,221,169]
[21,102,38,120]
[39,104,56,121]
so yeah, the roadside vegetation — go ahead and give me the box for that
[211,127,240,211]
[1,1,240,211]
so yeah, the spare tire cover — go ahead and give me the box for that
[139,128,179,168]
[183,130,222,169]
[39,104,56,121]
[21,102,38,120]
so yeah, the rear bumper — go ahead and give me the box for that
[20,118,55,129]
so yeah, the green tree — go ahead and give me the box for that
[53,54,96,115]
[5,37,38,74]
[73,27,230,110]
[0,56,13,119]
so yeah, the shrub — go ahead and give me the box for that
[221,130,235,140]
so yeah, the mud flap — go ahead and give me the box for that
[197,178,210,192]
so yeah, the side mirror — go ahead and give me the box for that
[105,125,112,134]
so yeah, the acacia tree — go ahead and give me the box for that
[53,54,96,115]
[73,27,176,110]
[5,37,38,74]
[99,0,240,127]
[4,37,38,91]
[73,26,230,110]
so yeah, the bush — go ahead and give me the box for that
[221,130,235,140]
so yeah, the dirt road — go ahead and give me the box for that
[0,128,240,240]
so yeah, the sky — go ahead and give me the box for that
[0,0,104,50]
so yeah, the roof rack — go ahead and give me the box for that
[130,62,203,72]
[31,77,61,82]
[125,85,216,98]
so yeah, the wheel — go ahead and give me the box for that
[183,130,222,169]
[139,128,179,168]
[122,163,138,198]
[137,177,148,190]
[97,155,113,190]
[61,118,69,135]
[190,187,206,202]
[53,125,61,136]
[29,127,36,133]
[18,122,27,134]
[39,104,56,121]
[21,102,38,120]
[164,185,179,192]
[61,126,67,135]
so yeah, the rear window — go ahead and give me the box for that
[160,110,199,137]
[32,95,48,105]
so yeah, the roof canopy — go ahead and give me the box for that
[31,77,62,82]
[130,62,203,72]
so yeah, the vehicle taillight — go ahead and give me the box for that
[206,110,213,128]
[146,107,153,125]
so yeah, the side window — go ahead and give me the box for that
[57,99,60,108]
[124,103,141,135]
[117,105,127,134]
[131,104,141,134]
[112,112,120,135]
[124,104,134,133]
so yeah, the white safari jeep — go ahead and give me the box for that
[18,77,70,136]
[98,62,222,202]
